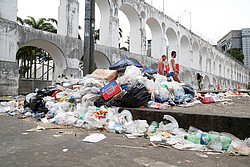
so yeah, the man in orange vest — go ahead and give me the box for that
[158,55,167,75]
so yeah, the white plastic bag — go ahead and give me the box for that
[159,115,179,132]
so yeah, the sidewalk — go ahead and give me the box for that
[0,114,249,167]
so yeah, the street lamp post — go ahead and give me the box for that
[83,0,95,75]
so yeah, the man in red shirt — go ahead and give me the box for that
[158,55,167,75]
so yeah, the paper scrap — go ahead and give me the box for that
[83,133,106,143]
[125,134,136,139]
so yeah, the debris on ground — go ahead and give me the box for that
[0,65,249,156]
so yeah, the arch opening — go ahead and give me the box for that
[202,47,208,72]
[95,0,111,46]
[180,36,190,68]
[146,18,164,58]
[166,28,178,60]
[20,40,66,80]
[183,70,192,85]
[192,42,199,70]
[94,51,111,69]
[203,76,210,90]
[212,77,217,90]
[119,4,141,54]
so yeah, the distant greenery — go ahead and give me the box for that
[17,16,57,33]
[17,16,82,39]
[230,48,244,64]
[95,28,129,51]
[17,16,56,79]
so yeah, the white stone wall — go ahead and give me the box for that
[58,0,79,38]
[0,0,17,22]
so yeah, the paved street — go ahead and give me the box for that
[0,114,249,167]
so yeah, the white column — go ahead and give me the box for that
[0,0,17,22]
[58,0,79,38]
[140,28,147,56]
[100,16,119,48]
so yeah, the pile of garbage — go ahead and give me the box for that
[145,115,250,156]
[0,65,249,156]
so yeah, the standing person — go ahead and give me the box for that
[158,55,167,75]
[169,51,180,83]
[197,73,203,90]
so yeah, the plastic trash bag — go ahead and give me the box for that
[153,74,168,83]
[147,101,170,110]
[124,65,142,78]
[159,115,179,132]
[119,110,133,125]
[41,86,57,96]
[156,88,169,102]
[207,136,223,151]
[182,84,195,97]
[29,95,48,114]
[120,82,151,108]
[171,84,185,103]
[143,72,155,81]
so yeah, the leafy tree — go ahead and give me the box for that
[125,36,130,51]
[230,48,244,64]
[17,16,24,25]
[24,16,55,32]
[94,29,100,43]
[120,47,128,51]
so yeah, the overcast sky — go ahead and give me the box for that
[17,0,250,45]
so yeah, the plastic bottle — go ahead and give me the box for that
[144,121,159,137]
[184,132,232,150]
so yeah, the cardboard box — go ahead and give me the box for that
[91,69,118,83]
[100,80,121,100]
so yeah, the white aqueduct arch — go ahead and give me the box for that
[183,70,192,85]
[146,17,163,58]
[20,40,67,79]
[96,0,111,47]
[203,75,210,90]
[94,50,111,69]
[192,42,199,70]
[180,35,190,68]
[119,4,141,54]
[166,27,178,60]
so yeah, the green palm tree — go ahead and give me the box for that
[17,16,24,25]
[17,16,82,79]
[24,16,57,32]
[95,29,100,43]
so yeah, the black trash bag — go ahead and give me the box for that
[29,95,48,113]
[94,97,108,107]
[41,86,57,96]
[108,99,123,107]
[120,82,151,108]
[182,84,195,97]
[143,72,155,81]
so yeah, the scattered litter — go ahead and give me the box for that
[63,149,68,152]
[206,152,221,155]
[125,134,136,139]
[53,135,62,138]
[83,133,106,143]
[114,145,147,150]
[26,126,45,132]
[0,65,249,156]
[196,153,208,158]
[22,133,28,135]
